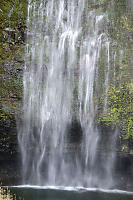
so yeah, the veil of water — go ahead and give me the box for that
[18,0,117,188]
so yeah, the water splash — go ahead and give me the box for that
[18,0,117,188]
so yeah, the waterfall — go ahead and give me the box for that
[18,0,117,188]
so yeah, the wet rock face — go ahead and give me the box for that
[0,58,23,154]
[114,154,133,191]
[0,112,17,154]
[66,118,83,143]
[0,55,23,185]
[0,111,21,186]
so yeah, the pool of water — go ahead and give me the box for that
[4,186,133,200]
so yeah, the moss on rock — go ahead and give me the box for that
[0,0,27,154]
[98,83,133,140]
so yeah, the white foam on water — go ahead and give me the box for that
[7,185,133,195]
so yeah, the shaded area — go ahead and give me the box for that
[5,187,133,200]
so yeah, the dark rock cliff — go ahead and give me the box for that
[0,58,23,185]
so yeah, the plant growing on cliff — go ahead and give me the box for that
[98,83,133,140]
[0,187,15,200]
[0,0,28,61]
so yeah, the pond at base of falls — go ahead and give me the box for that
[3,186,133,200]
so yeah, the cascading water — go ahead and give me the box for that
[18,0,117,188]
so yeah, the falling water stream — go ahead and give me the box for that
[19,0,117,188]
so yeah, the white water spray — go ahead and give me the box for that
[18,0,117,188]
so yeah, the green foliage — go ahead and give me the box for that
[0,1,26,112]
[98,83,133,140]
[106,0,133,45]
[0,0,28,61]
[0,0,133,149]
[95,0,133,144]
[0,78,22,101]
[96,0,108,7]
[0,109,8,123]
